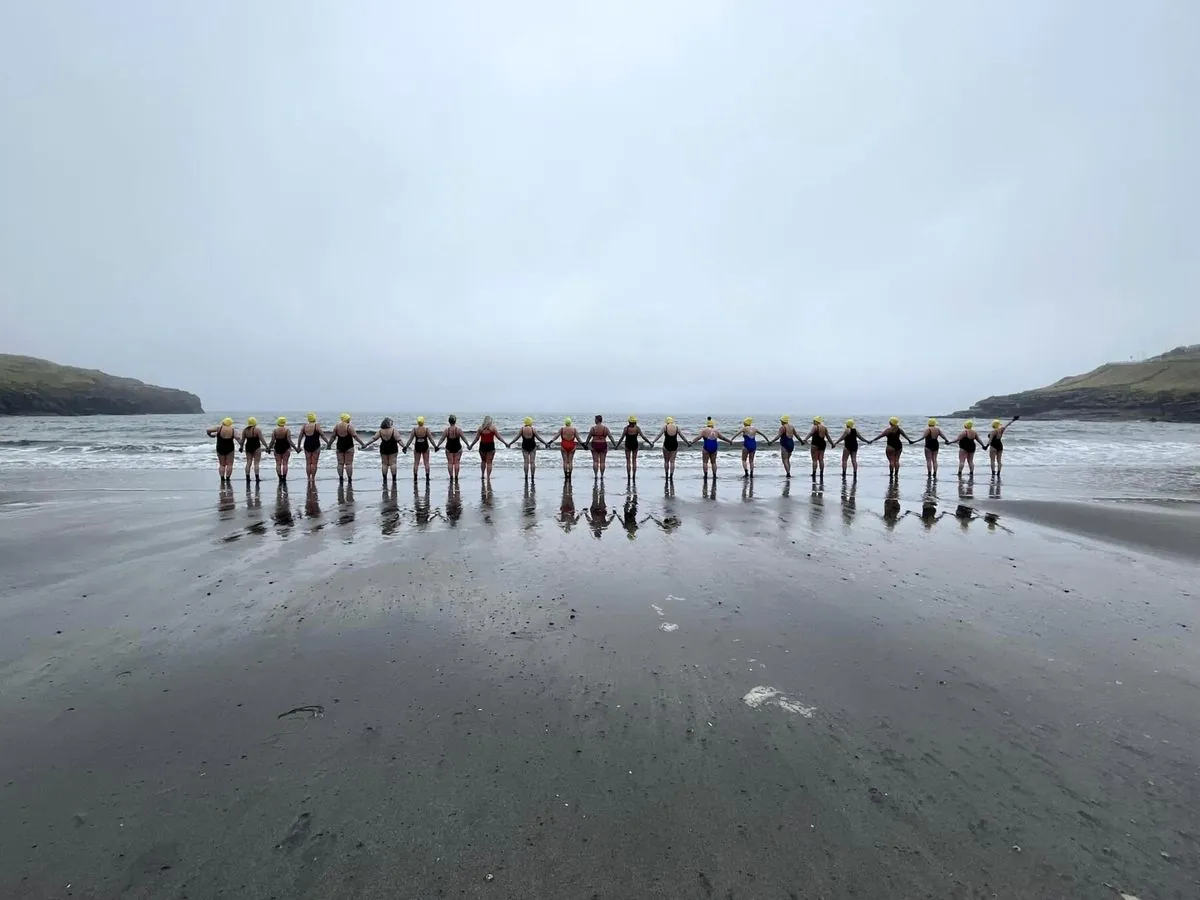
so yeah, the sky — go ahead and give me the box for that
[2,1,1198,414]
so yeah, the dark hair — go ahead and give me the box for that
[448,414,457,424]
[595,414,603,423]
[381,418,392,429]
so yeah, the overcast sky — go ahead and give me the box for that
[2,1,1198,413]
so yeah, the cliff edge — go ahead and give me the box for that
[951,345,1200,422]
[0,354,204,416]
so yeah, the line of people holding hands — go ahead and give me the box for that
[207,412,1018,487]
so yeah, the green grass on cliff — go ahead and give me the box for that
[1039,346,1200,394]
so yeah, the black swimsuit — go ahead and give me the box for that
[215,429,235,456]
[303,427,321,452]
[991,435,1004,451]
[663,430,678,451]
[811,430,827,451]
[380,432,399,455]
[844,429,860,453]
[924,434,940,452]
[414,430,429,454]
[273,432,291,455]
[336,428,354,453]
[624,428,640,451]
[886,430,903,452]
[521,433,537,452]
[959,436,977,453]
[243,429,261,455]
[445,430,462,454]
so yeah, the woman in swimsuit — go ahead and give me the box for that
[436,415,466,482]
[297,413,324,483]
[270,417,297,481]
[729,417,770,478]
[361,417,400,486]
[832,420,862,478]
[206,417,238,483]
[805,416,833,480]
[620,416,650,478]
[696,418,732,479]
[587,415,614,478]
[325,413,362,483]
[403,416,434,481]
[238,416,264,483]
[776,415,804,478]
[987,416,1018,476]
[918,418,951,478]
[551,417,580,477]
[516,416,549,479]
[469,415,507,481]
[650,416,689,480]
[950,419,984,478]
[872,417,913,479]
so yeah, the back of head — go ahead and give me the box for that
[382,417,392,429]
[448,414,457,424]
[595,414,603,423]
[482,415,493,429]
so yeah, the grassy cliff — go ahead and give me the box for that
[0,355,203,416]
[952,345,1200,421]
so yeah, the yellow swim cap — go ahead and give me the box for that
[340,413,351,422]
[992,419,1002,428]
[307,412,316,423]
[706,418,714,427]
[222,417,233,426]
[524,416,533,426]
[965,419,974,429]
[743,417,752,426]
[277,416,286,426]
[564,417,572,426]
[628,415,637,423]
[845,419,855,428]
[781,415,789,424]
[665,416,674,424]
[247,416,257,426]
[928,418,937,427]
[813,416,822,424]
[417,416,425,425]
[889,417,899,426]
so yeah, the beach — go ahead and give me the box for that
[1,455,1198,900]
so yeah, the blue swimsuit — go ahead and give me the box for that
[703,436,719,453]
[780,433,795,452]
[743,434,757,452]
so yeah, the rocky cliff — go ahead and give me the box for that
[951,345,1200,422]
[0,355,203,416]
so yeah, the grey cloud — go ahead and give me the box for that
[2,1,1197,414]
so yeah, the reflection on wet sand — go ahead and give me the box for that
[840,477,857,524]
[245,483,262,512]
[808,480,826,529]
[480,482,494,524]
[305,484,321,521]
[336,483,355,526]
[585,483,616,538]
[919,479,946,528]
[702,478,718,502]
[558,481,581,532]
[414,480,431,527]
[273,484,295,529]
[882,482,907,529]
[445,482,463,526]
[521,480,537,529]
[217,485,236,517]
[380,485,399,535]
[989,477,1003,500]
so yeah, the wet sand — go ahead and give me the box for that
[1,468,1198,899]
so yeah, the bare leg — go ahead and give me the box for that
[957,450,967,477]
[782,447,792,477]
[841,447,849,476]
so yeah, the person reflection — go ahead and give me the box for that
[413,479,432,527]
[840,477,857,524]
[336,482,355,526]
[558,480,581,532]
[445,481,463,527]
[882,481,905,530]
[305,483,321,521]
[585,482,616,538]
[480,481,495,524]
[521,479,537,529]
[380,484,400,535]
[958,474,976,502]
[217,483,236,518]
[702,477,718,502]
[273,483,295,529]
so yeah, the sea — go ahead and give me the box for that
[0,413,1197,503]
